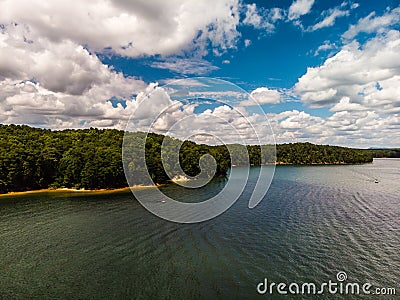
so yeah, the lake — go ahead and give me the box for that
[0,159,399,299]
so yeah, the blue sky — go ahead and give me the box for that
[1,0,400,147]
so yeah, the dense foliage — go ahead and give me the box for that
[0,125,229,193]
[363,149,400,158]
[0,124,125,193]
[0,124,377,193]
[275,143,373,165]
[123,132,229,185]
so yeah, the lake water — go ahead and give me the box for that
[0,159,399,299]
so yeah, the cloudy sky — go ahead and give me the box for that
[1,0,399,147]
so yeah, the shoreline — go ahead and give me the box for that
[274,161,374,166]
[0,185,161,198]
[1,160,378,198]
[0,159,382,198]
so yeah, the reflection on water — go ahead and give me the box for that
[0,159,399,299]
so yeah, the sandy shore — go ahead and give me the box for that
[0,185,161,198]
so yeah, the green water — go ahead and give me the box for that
[0,159,399,299]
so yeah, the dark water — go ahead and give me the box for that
[0,159,399,299]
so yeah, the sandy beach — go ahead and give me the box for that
[0,185,162,198]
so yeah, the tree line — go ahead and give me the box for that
[0,124,380,193]
[363,149,400,158]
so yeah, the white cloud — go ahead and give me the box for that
[244,39,252,47]
[295,30,400,113]
[314,40,337,56]
[301,88,337,104]
[288,0,315,20]
[311,8,349,31]
[243,4,263,28]
[250,87,281,104]
[308,1,360,32]
[0,0,245,129]
[267,110,328,144]
[0,0,241,58]
[0,76,146,128]
[242,4,286,34]
[240,87,281,106]
[279,111,320,130]
[270,8,285,22]
[188,90,248,101]
[342,7,400,40]
[266,109,400,148]
[0,24,146,128]
[131,83,180,121]
[289,27,400,147]
[122,85,274,145]
[140,53,400,148]
[242,3,274,31]
[330,97,367,112]
[222,59,230,64]
[151,58,219,75]
[0,26,126,95]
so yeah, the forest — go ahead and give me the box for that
[363,148,400,158]
[0,124,379,193]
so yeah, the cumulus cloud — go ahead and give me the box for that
[295,30,400,114]
[288,0,315,20]
[0,23,146,128]
[0,76,146,128]
[267,109,400,148]
[289,23,400,147]
[0,25,129,95]
[342,7,400,40]
[0,0,241,57]
[267,110,329,144]
[122,85,274,145]
[0,0,245,129]
[240,87,281,106]
[330,97,367,112]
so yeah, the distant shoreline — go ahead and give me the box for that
[0,160,380,197]
[0,185,161,198]
[274,161,375,165]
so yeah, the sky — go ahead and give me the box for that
[0,0,400,147]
